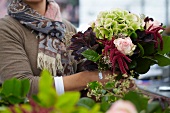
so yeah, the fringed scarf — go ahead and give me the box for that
[8,0,71,76]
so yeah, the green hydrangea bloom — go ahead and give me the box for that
[91,8,144,40]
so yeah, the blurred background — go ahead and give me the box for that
[1,0,170,93]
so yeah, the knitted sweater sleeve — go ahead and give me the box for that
[0,17,40,96]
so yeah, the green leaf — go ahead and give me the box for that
[56,92,80,110]
[146,101,162,113]
[72,107,90,113]
[142,42,155,56]
[38,91,57,108]
[128,60,137,69]
[164,108,170,113]
[88,81,102,90]
[32,95,41,104]
[8,95,24,105]
[101,95,116,103]
[153,53,170,66]
[0,78,30,105]
[90,104,101,113]
[1,78,21,97]
[130,31,137,38]
[158,36,170,54]
[37,70,58,107]
[137,43,144,57]
[81,49,100,62]
[21,79,30,97]
[39,70,54,92]
[123,91,148,112]
[134,57,155,74]
[0,107,11,113]
[104,82,115,90]
[100,102,111,112]
[77,97,96,110]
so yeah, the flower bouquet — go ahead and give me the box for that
[69,9,170,100]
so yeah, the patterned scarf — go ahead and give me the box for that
[8,0,68,76]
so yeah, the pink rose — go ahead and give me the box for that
[146,20,162,31]
[106,100,137,113]
[114,37,136,56]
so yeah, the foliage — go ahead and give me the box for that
[0,70,100,113]
[0,78,30,106]
[0,70,169,113]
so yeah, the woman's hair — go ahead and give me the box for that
[46,0,49,10]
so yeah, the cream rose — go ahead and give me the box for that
[106,100,137,113]
[114,37,136,56]
[146,20,162,31]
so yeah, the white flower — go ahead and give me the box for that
[114,37,136,56]
[146,20,162,31]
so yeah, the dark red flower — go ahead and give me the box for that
[99,38,132,74]
[145,25,165,50]
[144,17,165,50]
[69,27,99,61]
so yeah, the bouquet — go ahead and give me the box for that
[69,9,170,100]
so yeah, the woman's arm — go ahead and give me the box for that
[0,17,41,96]
[0,17,110,96]
[63,71,110,91]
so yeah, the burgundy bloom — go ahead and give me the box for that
[99,38,132,74]
[69,27,99,61]
[145,25,165,50]
[69,27,99,71]
[144,17,165,50]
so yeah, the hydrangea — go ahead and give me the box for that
[91,8,144,40]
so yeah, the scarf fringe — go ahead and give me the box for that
[37,52,64,76]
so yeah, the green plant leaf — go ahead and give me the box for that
[153,53,170,66]
[146,101,162,113]
[101,95,116,103]
[56,92,80,110]
[39,70,54,92]
[88,81,102,90]
[1,78,21,97]
[130,31,137,38]
[77,97,96,110]
[21,79,30,97]
[128,60,137,69]
[0,78,30,105]
[158,36,170,54]
[123,91,148,112]
[81,49,100,62]
[90,104,101,113]
[104,82,115,90]
[142,42,155,56]
[134,57,155,74]
[100,102,111,112]
[164,108,170,113]
[8,95,24,105]
[137,43,144,57]
[72,107,90,113]
[0,107,11,113]
[37,70,58,107]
